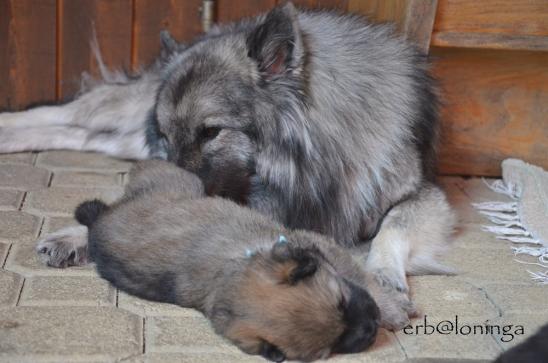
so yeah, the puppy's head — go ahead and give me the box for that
[212,236,380,362]
[154,3,306,204]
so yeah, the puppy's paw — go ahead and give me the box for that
[36,226,89,268]
[378,288,418,331]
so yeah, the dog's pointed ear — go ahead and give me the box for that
[159,30,183,60]
[271,236,319,284]
[247,2,303,79]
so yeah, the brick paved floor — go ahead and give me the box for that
[1,151,547,363]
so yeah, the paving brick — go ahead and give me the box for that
[441,247,539,285]
[24,186,123,215]
[51,171,121,187]
[37,151,133,172]
[0,152,35,164]
[451,223,509,250]
[0,270,23,307]
[41,216,80,235]
[0,356,114,363]
[5,240,96,277]
[329,329,406,363]
[118,292,200,317]
[0,211,41,243]
[0,189,24,210]
[405,359,490,363]
[124,352,265,363]
[0,307,142,360]
[146,316,237,353]
[488,312,548,350]
[396,316,502,360]
[0,164,50,190]
[0,243,9,266]
[19,276,115,307]
[481,283,548,315]
[409,276,498,319]
[135,328,405,363]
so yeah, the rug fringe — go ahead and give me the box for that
[513,246,548,257]
[472,201,517,212]
[528,270,548,285]
[474,179,547,284]
[484,179,520,198]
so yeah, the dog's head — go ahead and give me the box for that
[211,235,380,362]
[154,3,305,204]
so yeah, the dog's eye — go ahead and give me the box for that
[199,126,222,142]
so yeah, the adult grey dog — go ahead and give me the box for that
[1,3,456,328]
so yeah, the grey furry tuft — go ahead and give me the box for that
[75,199,109,227]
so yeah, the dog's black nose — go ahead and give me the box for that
[332,318,379,354]
[260,341,286,362]
[332,280,380,354]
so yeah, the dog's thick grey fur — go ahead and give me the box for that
[3,3,455,326]
[74,160,390,361]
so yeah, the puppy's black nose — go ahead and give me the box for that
[332,281,380,354]
[334,319,379,354]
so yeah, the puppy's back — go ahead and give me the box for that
[75,161,206,302]
[123,160,204,201]
[75,161,204,230]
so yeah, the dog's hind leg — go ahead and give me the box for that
[364,183,456,329]
[0,126,90,153]
[0,72,159,158]
[0,103,77,128]
[0,125,150,159]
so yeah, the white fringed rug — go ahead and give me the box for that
[473,159,548,284]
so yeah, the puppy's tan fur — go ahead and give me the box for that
[76,161,415,361]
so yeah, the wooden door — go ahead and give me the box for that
[0,0,348,110]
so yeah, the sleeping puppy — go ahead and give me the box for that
[73,161,410,362]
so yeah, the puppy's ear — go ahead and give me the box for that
[271,237,319,284]
[246,2,303,79]
[260,341,286,362]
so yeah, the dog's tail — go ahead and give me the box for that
[75,199,109,227]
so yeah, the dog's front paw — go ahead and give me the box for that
[370,268,409,293]
[365,270,417,331]
[378,288,418,331]
[36,226,89,268]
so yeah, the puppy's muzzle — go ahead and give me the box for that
[332,281,380,354]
